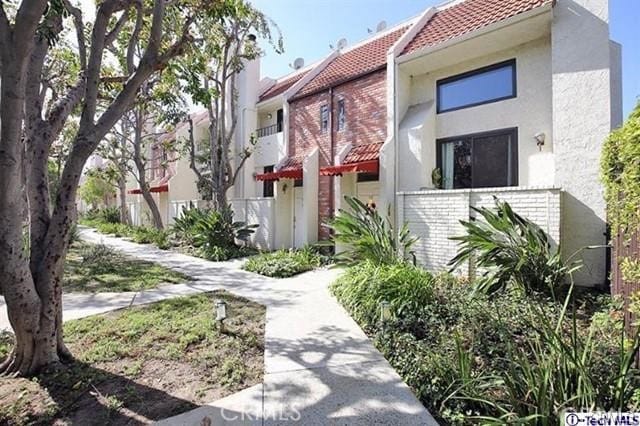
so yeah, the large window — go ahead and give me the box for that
[437,128,518,189]
[437,59,516,113]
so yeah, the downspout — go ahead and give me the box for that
[329,86,335,223]
[393,55,400,239]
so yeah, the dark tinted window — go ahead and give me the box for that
[437,60,516,113]
[263,166,274,197]
[438,128,518,189]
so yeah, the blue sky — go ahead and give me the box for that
[251,0,639,119]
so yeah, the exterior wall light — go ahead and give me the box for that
[267,113,273,120]
[215,299,227,331]
[534,132,546,151]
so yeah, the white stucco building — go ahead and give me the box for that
[126,0,622,287]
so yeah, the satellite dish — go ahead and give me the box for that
[293,57,305,70]
[336,38,348,51]
[376,20,387,32]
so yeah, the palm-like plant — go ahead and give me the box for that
[449,198,577,296]
[327,196,418,266]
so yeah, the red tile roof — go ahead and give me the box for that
[293,26,409,99]
[259,70,310,102]
[402,0,552,56]
[278,156,304,171]
[344,142,383,164]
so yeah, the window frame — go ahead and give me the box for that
[436,127,519,189]
[337,99,346,131]
[436,59,517,114]
[262,165,275,197]
[320,104,329,133]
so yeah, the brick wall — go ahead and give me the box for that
[288,69,387,238]
[398,187,562,273]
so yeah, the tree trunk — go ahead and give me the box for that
[0,2,68,374]
[132,110,163,229]
[118,175,129,225]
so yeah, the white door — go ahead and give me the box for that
[293,187,305,248]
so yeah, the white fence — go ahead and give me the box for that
[230,198,276,250]
[397,186,562,274]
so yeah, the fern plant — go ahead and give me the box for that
[327,196,418,266]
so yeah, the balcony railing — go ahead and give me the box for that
[256,122,283,138]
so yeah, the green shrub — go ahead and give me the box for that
[331,261,434,326]
[243,247,324,278]
[191,208,257,249]
[99,206,121,224]
[171,205,205,245]
[333,263,635,424]
[327,196,417,266]
[449,198,575,296]
[179,208,258,261]
[80,243,119,274]
[95,222,131,236]
[448,288,640,424]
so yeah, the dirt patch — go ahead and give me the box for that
[0,291,265,425]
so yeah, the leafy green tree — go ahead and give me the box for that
[178,0,282,209]
[78,168,117,209]
[0,0,223,376]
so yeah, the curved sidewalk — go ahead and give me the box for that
[1,229,438,425]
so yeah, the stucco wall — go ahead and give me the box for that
[551,0,611,287]
[398,187,561,273]
[405,37,554,189]
[231,198,275,250]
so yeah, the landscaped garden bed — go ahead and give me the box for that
[0,291,265,425]
[243,247,327,278]
[328,196,640,424]
[81,206,257,261]
[63,241,190,293]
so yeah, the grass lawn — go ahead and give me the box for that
[0,291,265,425]
[63,241,190,293]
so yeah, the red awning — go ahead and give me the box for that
[319,143,383,176]
[127,175,171,194]
[320,160,378,176]
[255,156,303,181]
[127,184,169,195]
[255,169,303,181]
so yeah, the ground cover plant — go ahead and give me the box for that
[63,242,189,293]
[243,247,326,278]
[0,291,265,425]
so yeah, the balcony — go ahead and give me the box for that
[254,123,285,167]
[256,123,282,138]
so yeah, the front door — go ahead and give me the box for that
[293,187,305,248]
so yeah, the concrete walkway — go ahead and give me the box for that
[0,229,438,425]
